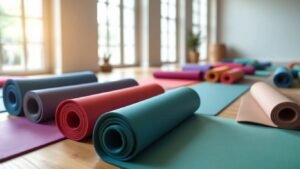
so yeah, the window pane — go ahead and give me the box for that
[169,47,176,62]
[97,3,108,24]
[0,0,21,16]
[109,26,120,46]
[123,9,134,27]
[161,3,168,17]
[169,6,176,19]
[124,28,134,46]
[123,0,134,8]
[26,19,43,43]
[161,33,168,48]
[110,46,121,65]
[109,0,120,6]
[108,5,120,26]
[169,0,176,6]
[168,20,176,34]
[0,17,23,43]
[27,43,43,70]
[98,26,108,46]
[1,44,25,71]
[124,46,135,65]
[161,18,167,33]
[25,0,43,18]
[161,47,167,62]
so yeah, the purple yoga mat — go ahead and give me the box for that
[182,64,212,72]
[23,79,138,123]
[0,117,64,162]
[153,70,202,80]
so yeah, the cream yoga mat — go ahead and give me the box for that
[237,82,300,129]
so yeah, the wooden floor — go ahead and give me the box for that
[0,65,270,168]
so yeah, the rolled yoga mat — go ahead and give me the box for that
[23,79,138,123]
[237,82,300,129]
[233,58,258,65]
[213,63,244,69]
[93,115,300,169]
[0,117,64,162]
[272,66,293,88]
[204,66,230,83]
[3,71,97,116]
[56,84,164,141]
[242,66,255,75]
[287,61,300,69]
[138,77,199,90]
[153,70,202,80]
[93,87,200,161]
[220,68,244,84]
[182,64,212,72]
[291,69,300,78]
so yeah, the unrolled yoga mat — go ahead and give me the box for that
[56,84,164,141]
[93,87,200,161]
[3,71,97,116]
[23,79,138,123]
[237,82,300,129]
[94,114,300,169]
[191,82,250,116]
[272,66,293,88]
[0,117,64,162]
[153,70,202,80]
[138,77,199,90]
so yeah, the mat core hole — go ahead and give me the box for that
[67,112,80,128]
[104,129,123,152]
[209,73,215,79]
[27,98,39,115]
[8,91,17,105]
[278,108,297,122]
[224,75,230,82]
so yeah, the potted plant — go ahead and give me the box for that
[187,31,201,63]
[100,53,112,73]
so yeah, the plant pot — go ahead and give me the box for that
[209,43,226,63]
[189,50,200,63]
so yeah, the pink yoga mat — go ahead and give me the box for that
[0,117,64,162]
[138,77,199,90]
[153,70,202,80]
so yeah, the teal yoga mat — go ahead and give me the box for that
[97,115,300,169]
[191,82,250,116]
[94,87,200,161]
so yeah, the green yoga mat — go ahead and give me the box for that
[98,115,300,169]
[190,82,250,116]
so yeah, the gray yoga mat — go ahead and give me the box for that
[23,79,138,123]
[3,71,98,116]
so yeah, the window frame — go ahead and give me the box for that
[0,0,50,75]
[97,0,138,67]
[160,0,178,64]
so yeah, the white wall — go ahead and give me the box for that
[219,0,300,61]
[52,0,99,73]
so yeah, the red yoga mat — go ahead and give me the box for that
[220,68,244,84]
[153,70,202,80]
[0,76,21,87]
[56,84,164,141]
[0,117,64,162]
[138,77,199,90]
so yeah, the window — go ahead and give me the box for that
[97,0,136,66]
[192,0,208,60]
[161,0,177,63]
[0,0,46,72]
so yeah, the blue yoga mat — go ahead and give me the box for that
[272,66,293,88]
[3,71,98,116]
[94,111,300,169]
[190,82,250,116]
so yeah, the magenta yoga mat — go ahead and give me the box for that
[0,117,64,162]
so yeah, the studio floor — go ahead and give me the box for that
[0,64,297,169]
